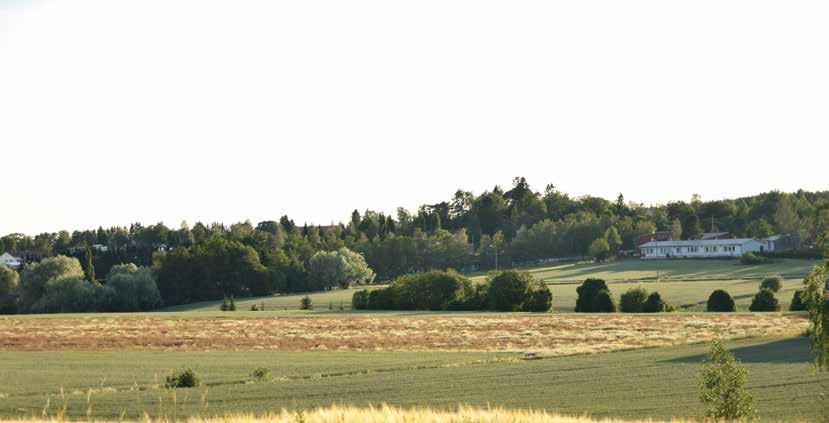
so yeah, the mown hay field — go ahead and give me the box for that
[0,313,807,353]
[0,337,823,421]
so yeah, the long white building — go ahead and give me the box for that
[639,238,766,259]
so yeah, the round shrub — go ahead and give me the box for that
[594,290,617,313]
[393,271,472,311]
[486,270,534,311]
[749,288,780,312]
[706,290,736,312]
[759,275,782,292]
[575,278,615,312]
[351,289,369,310]
[166,368,200,388]
[299,295,313,310]
[790,289,807,311]
[642,292,668,313]
[523,284,553,312]
[619,287,648,313]
[251,367,271,382]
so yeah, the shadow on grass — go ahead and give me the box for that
[663,337,812,364]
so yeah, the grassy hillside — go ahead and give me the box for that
[0,337,822,421]
[164,259,818,313]
[512,258,818,283]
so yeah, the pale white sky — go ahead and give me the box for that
[1,0,827,235]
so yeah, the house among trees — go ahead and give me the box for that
[0,252,23,269]
[640,238,766,259]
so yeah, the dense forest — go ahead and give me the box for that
[2,178,828,306]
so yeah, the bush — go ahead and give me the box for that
[759,275,782,292]
[740,252,771,265]
[619,287,648,313]
[790,289,807,311]
[251,367,271,382]
[523,284,553,312]
[220,296,236,311]
[575,278,615,312]
[299,295,313,310]
[706,290,735,312]
[749,288,780,312]
[642,292,669,313]
[594,290,617,313]
[698,340,756,420]
[393,271,473,311]
[367,287,397,310]
[166,368,200,388]
[486,270,533,311]
[352,289,369,310]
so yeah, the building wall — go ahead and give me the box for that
[641,240,763,259]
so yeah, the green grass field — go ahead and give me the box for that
[164,259,819,313]
[0,336,824,421]
[513,258,818,283]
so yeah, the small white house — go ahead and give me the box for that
[0,252,23,269]
[639,238,766,260]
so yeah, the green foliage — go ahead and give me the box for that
[642,292,669,313]
[706,290,735,312]
[165,368,201,388]
[759,275,782,292]
[0,265,19,314]
[740,252,771,265]
[748,288,780,312]
[251,367,271,382]
[351,289,370,310]
[789,289,807,311]
[523,284,553,312]
[800,264,828,370]
[619,287,648,313]
[575,278,615,312]
[307,247,375,291]
[392,270,473,311]
[104,265,161,311]
[19,255,84,311]
[698,340,756,420]
[154,237,268,306]
[588,238,611,262]
[486,270,533,311]
[299,295,313,310]
[83,247,95,282]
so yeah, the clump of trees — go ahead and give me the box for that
[706,290,735,312]
[0,265,19,314]
[5,256,162,314]
[698,340,756,420]
[307,247,375,290]
[353,270,551,312]
[575,278,616,312]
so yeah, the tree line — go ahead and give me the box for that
[1,179,827,307]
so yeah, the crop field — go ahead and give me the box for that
[0,313,806,353]
[0,336,824,421]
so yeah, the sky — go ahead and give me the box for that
[1,0,827,235]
